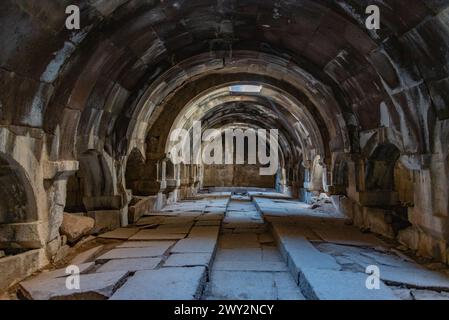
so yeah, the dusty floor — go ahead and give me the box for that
[11,191,449,300]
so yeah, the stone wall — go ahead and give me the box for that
[203,165,276,188]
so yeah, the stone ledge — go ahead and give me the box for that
[0,249,49,292]
[0,222,44,249]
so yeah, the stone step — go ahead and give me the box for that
[270,222,399,300]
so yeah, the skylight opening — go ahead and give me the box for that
[229,84,263,94]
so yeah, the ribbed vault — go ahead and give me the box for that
[1,0,449,289]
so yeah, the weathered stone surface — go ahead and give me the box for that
[379,266,449,290]
[110,267,207,300]
[171,238,217,254]
[129,230,187,241]
[411,289,449,300]
[87,210,121,233]
[213,261,288,272]
[215,248,263,263]
[299,269,399,300]
[276,234,341,277]
[19,271,129,300]
[0,222,43,249]
[34,263,95,280]
[0,249,48,291]
[136,216,165,226]
[312,226,386,247]
[70,245,104,265]
[97,246,171,261]
[60,213,95,243]
[97,257,162,273]
[219,234,260,249]
[128,195,158,223]
[98,228,140,240]
[116,241,175,249]
[207,270,302,300]
[189,226,220,238]
[164,253,212,267]
[195,220,221,226]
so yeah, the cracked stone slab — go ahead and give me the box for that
[96,257,162,273]
[219,234,260,249]
[274,272,306,300]
[207,271,301,300]
[155,225,193,233]
[116,241,174,249]
[196,214,223,221]
[129,230,187,241]
[70,245,104,264]
[410,289,449,300]
[195,220,221,226]
[33,263,95,280]
[379,265,449,290]
[271,223,321,241]
[213,261,288,272]
[299,269,399,300]
[215,248,263,263]
[312,226,386,247]
[136,216,166,226]
[143,212,179,216]
[189,226,220,238]
[110,267,207,300]
[162,217,200,225]
[171,238,217,253]
[275,234,341,274]
[19,271,129,300]
[96,246,170,262]
[164,253,212,267]
[207,271,278,300]
[259,233,275,244]
[98,228,140,240]
[262,247,283,262]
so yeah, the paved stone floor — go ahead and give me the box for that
[12,191,449,300]
[203,195,305,300]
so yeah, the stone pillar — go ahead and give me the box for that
[43,160,79,257]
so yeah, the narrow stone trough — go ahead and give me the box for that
[202,194,305,300]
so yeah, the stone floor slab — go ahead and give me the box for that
[71,245,104,264]
[116,241,175,249]
[214,248,262,263]
[110,267,206,300]
[171,238,217,254]
[212,261,288,272]
[97,247,170,261]
[219,234,260,249]
[379,265,449,290]
[96,257,162,273]
[312,226,386,247]
[299,268,398,300]
[99,228,140,240]
[34,263,95,280]
[207,271,278,300]
[19,271,129,300]
[164,253,212,267]
[129,230,187,241]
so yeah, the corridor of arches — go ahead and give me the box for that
[1,0,449,300]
